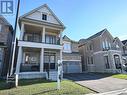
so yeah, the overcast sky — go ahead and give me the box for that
[3,0,127,41]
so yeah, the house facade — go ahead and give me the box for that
[79,29,125,73]
[122,40,127,71]
[15,4,65,79]
[0,15,13,77]
[62,35,82,73]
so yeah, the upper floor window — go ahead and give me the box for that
[63,43,71,53]
[102,39,111,50]
[45,35,56,44]
[89,44,93,50]
[42,14,47,20]
[116,44,120,49]
[0,24,2,32]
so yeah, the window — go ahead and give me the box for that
[63,43,71,52]
[102,40,111,50]
[42,14,47,20]
[87,57,90,64]
[91,57,94,64]
[116,44,120,49]
[45,35,56,44]
[104,56,110,69]
[89,44,93,50]
[25,52,40,64]
[102,41,105,49]
[87,56,94,64]
[0,24,2,32]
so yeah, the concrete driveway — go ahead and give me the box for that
[64,73,127,93]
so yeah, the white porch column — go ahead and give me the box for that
[19,23,25,40]
[42,26,45,43]
[60,49,62,61]
[15,46,22,74]
[60,30,63,45]
[15,46,22,87]
[40,48,44,72]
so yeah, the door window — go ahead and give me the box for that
[44,53,56,70]
[114,55,121,69]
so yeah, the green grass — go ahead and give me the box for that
[0,79,94,95]
[112,74,127,79]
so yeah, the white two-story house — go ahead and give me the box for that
[15,4,65,79]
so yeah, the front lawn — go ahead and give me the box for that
[112,74,127,80]
[0,79,94,95]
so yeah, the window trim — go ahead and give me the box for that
[42,13,47,21]
[63,41,71,53]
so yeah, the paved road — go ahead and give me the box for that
[64,73,127,93]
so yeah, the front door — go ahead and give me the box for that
[44,52,56,71]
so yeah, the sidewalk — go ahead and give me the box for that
[87,88,127,95]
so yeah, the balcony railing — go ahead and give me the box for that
[20,63,40,72]
[23,33,60,45]
[23,33,42,43]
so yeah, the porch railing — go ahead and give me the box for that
[20,63,40,72]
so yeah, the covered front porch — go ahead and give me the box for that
[16,47,62,79]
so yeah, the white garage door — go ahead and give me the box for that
[63,61,81,73]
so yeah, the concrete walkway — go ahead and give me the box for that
[64,73,127,93]
[87,88,127,95]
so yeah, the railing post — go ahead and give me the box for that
[15,74,18,87]
[42,26,45,43]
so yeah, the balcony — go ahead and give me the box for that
[23,33,42,43]
[23,33,60,45]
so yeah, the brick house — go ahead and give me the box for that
[79,29,126,73]
[0,15,13,77]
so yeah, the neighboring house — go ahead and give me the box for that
[122,40,127,71]
[15,4,65,80]
[0,15,13,77]
[62,35,82,73]
[79,29,125,73]
[122,40,127,56]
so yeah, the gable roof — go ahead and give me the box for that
[63,35,78,43]
[20,4,65,28]
[113,37,124,46]
[0,15,11,25]
[63,35,71,41]
[122,40,127,45]
[78,29,110,47]
[87,28,107,41]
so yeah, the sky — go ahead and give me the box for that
[3,0,127,41]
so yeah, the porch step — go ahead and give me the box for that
[6,74,15,83]
[48,71,58,81]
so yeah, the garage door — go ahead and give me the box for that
[63,61,81,73]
